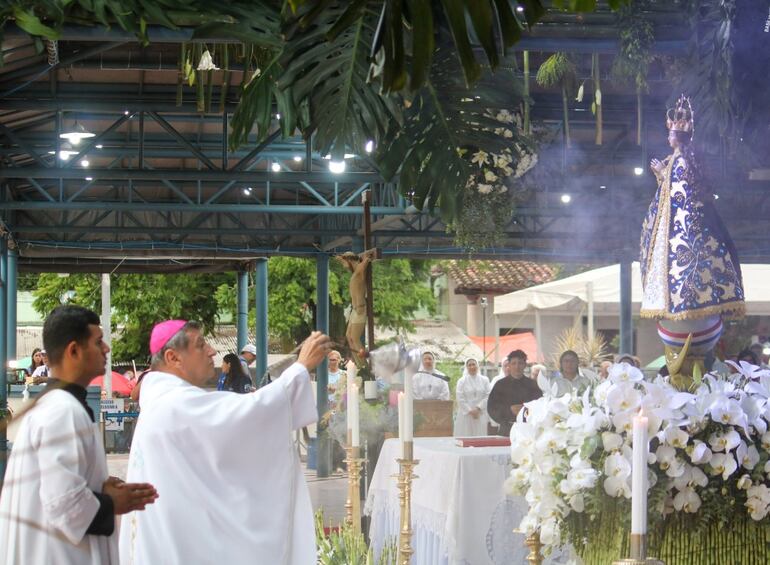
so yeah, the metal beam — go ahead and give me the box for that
[0,201,404,215]
[147,111,217,170]
[1,167,381,184]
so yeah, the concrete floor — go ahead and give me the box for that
[107,454,349,526]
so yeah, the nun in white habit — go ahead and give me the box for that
[453,358,491,437]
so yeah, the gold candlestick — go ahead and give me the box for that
[525,531,543,565]
[344,438,364,533]
[612,533,665,565]
[393,440,419,565]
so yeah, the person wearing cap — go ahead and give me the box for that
[0,305,158,564]
[240,343,257,375]
[119,319,333,564]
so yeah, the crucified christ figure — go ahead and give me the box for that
[337,249,378,362]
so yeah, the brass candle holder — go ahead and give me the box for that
[525,531,543,565]
[393,440,419,565]
[344,436,364,533]
[612,533,665,565]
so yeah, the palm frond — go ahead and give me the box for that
[279,3,400,159]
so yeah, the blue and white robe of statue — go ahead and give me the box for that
[640,149,745,320]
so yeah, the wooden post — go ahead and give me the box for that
[362,191,375,350]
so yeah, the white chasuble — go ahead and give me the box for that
[119,362,317,565]
[0,390,117,564]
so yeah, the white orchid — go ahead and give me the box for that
[603,453,631,498]
[709,453,738,480]
[663,426,689,449]
[673,487,702,513]
[471,150,489,166]
[708,429,741,452]
[476,184,493,194]
[609,362,644,384]
[602,431,624,452]
[483,170,498,183]
[736,441,760,470]
[746,485,770,520]
[687,440,713,465]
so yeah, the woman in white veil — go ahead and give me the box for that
[453,358,491,437]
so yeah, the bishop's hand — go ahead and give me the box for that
[297,331,333,372]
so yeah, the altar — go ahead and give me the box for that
[365,437,573,565]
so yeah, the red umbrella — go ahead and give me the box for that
[90,371,133,395]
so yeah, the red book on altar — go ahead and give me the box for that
[454,436,511,447]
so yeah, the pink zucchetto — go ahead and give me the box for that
[149,320,187,355]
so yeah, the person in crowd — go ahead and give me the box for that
[30,349,50,383]
[221,352,254,394]
[487,358,511,433]
[453,358,491,437]
[119,321,332,564]
[239,344,257,374]
[598,360,613,380]
[543,350,595,396]
[0,305,158,564]
[326,350,346,406]
[412,351,450,400]
[487,350,542,436]
[749,343,769,369]
[130,369,151,403]
[24,347,44,378]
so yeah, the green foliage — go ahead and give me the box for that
[535,52,577,89]
[278,2,400,160]
[378,50,528,222]
[448,188,513,251]
[32,272,230,361]
[214,257,435,348]
[611,1,654,92]
[437,361,462,400]
[315,510,397,565]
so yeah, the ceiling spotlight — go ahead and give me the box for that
[59,121,95,145]
[85,177,93,181]
[95,144,103,149]
[54,143,77,160]
[599,185,607,189]
[293,155,303,162]
[275,113,281,120]
[242,187,252,195]
[633,167,644,176]
[271,162,281,172]
[516,5,525,12]
[365,140,374,153]
[329,160,346,174]
[124,110,130,115]
[80,159,89,167]
[560,194,572,204]
[714,193,720,200]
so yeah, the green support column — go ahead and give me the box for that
[0,239,8,483]
[255,259,268,388]
[315,254,331,477]
[6,247,16,361]
[236,270,249,353]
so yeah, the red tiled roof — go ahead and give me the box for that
[444,260,558,295]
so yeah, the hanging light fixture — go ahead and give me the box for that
[49,141,78,160]
[59,121,95,145]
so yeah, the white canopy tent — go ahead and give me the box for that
[493,263,770,363]
[494,263,770,317]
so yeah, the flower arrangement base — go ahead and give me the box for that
[612,560,664,565]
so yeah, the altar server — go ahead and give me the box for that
[0,305,157,564]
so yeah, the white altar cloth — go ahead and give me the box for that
[365,437,575,565]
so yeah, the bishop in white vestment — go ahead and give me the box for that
[119,320,332,565]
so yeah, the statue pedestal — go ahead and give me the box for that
[414,400,453,437]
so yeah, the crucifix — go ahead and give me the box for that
[337,190,381,363]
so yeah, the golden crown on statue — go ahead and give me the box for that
[666,95,694,134]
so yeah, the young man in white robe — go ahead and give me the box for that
[119,320,333,565]
[0,305,158,564]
